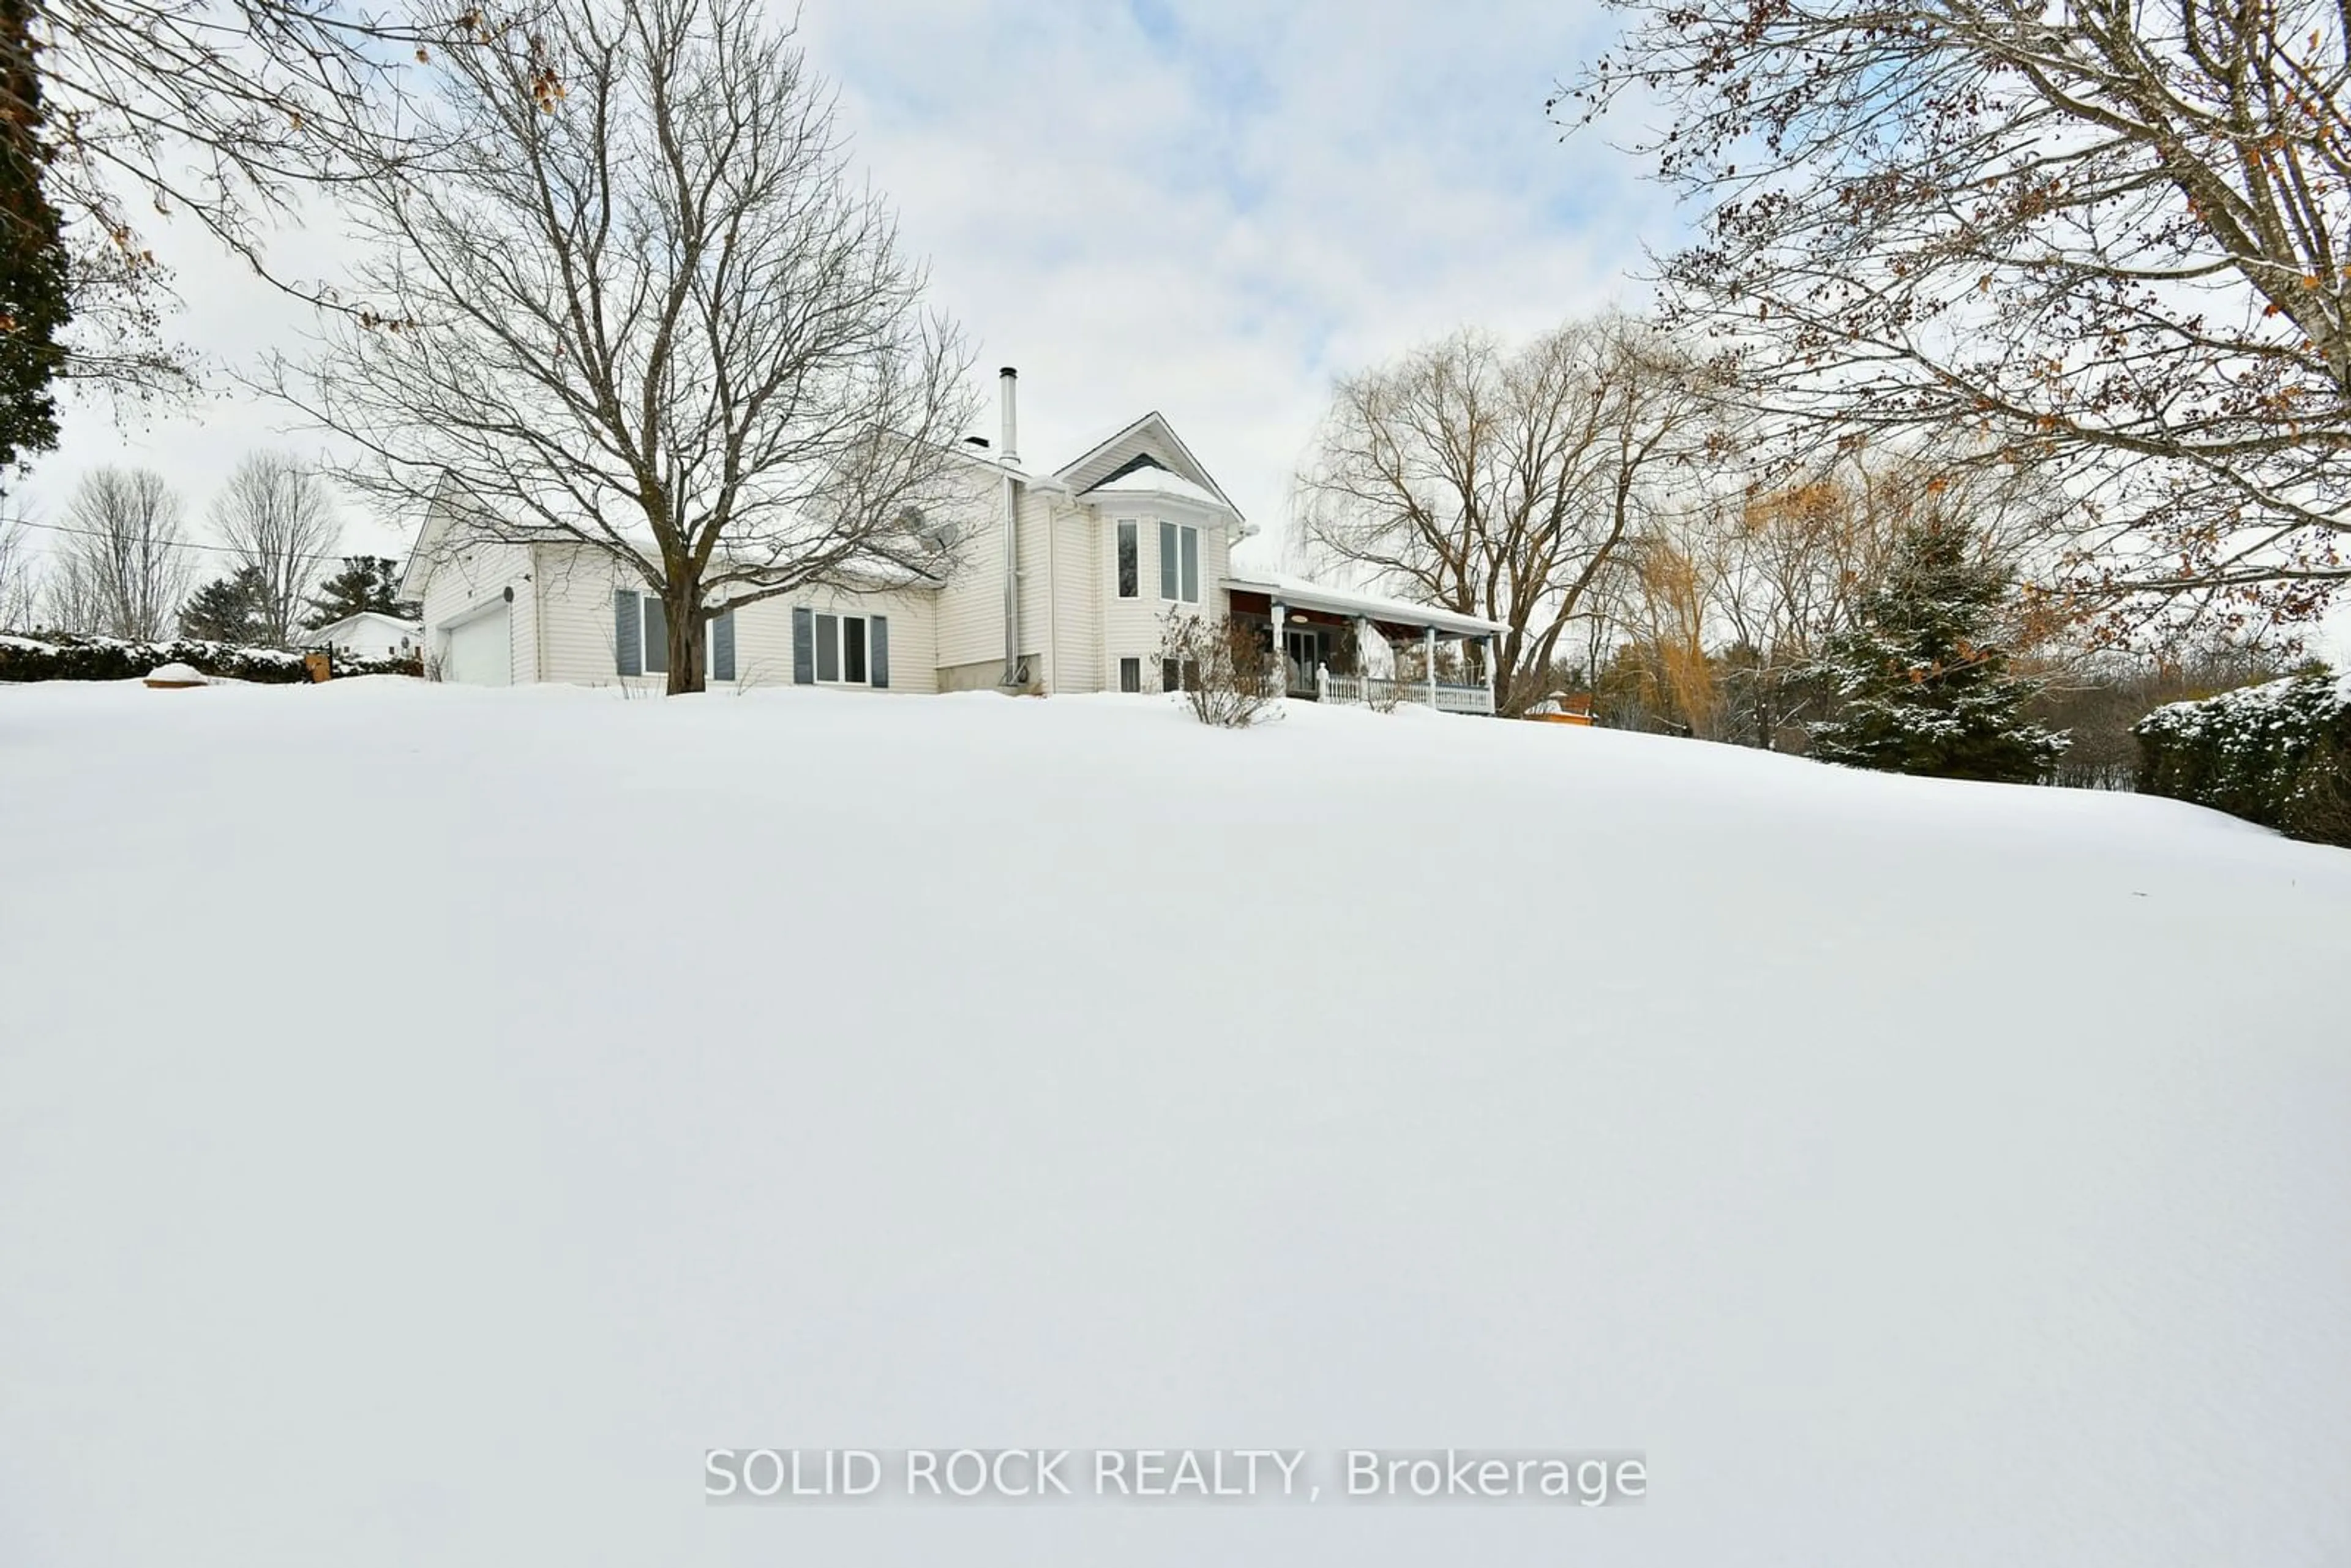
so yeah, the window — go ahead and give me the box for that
[642,596,669,674]
[1117,521,1138,598]
[1161,656,1197,692]
[710,610,735,683]
[814,613,841,682]
[842,616,868,683]
[1158,521,1199,602]
[1119,656,1141,693]
[614,590,673,678]
[794,607,891,688]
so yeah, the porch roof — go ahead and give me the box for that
[1223,572,1507,637]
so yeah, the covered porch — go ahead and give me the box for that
[1224,574,1503,716]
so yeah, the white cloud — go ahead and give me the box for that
[24,0,1676,574]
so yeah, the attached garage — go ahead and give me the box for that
[442,603,512,687]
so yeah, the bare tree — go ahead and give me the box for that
[51,465,193,636]
[1295,313,1723,715]
[0,503,41,627]
[209,451,340,645]
[271,0,974,695]
[17,0,476,401]
[1561,0,2351,642]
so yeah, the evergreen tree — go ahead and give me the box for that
[1807,517,2066,784]
[0,0,73,471]
[301,555,407,628]
[180,566,269,643]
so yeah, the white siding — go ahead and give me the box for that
[530,543,938,692]
[932,468,1011,673]
[1096,506,1235,691]
[418,539,537,683]
[1047,500,1103,694]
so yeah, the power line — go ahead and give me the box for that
[8,517,392,566]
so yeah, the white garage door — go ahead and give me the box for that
[444,606,512,687]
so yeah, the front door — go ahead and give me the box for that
[1284,627,1322,695]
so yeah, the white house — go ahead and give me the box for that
[400,370,1503,711]
[299,610,425,661]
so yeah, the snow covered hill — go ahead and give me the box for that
[2,679,2346,1567]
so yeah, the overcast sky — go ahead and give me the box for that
[17,0,1673,572]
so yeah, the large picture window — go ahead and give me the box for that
[1159,521,1199,603]
[1117,521,1138,598]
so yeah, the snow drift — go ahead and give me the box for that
[1,679,2345,1567]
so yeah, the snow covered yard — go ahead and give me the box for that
[1,677,2346,1567]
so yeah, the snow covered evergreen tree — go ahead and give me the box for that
[302,555,405,629]
[1807,516,2065,784]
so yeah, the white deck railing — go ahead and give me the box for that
[1313,668,1493,715]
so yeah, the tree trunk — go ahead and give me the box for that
[664,581,706,696]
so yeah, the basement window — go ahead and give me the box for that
[1119,656,1141,693]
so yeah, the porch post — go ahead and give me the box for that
[1424,625,1438,708]
[1482,634,1496,715]
[1356,617,1372,700]
[1270,599,1286,696]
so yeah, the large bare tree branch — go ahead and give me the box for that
[1561,0,2351,645]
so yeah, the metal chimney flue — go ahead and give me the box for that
[998,367,1019,467]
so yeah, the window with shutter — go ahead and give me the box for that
[869,615,890,688]
[791,607,814,684]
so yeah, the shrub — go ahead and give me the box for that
[2134,669,2351,848]
[0,631,422,683]
[1158,613,1278,729]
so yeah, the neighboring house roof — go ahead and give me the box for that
[1054,412,1245,522]
[1223,572,1509,637]
[300,610,422,647]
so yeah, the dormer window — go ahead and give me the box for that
[1159,521,1199,604]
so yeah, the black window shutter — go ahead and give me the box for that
[869,615,890,688]
[711,610,736,683]
[614,590,642,677]
[791,607,814,685]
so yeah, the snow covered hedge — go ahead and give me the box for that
[0,632,423,684]
[2134,670,2351,847]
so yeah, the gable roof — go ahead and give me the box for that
[299,610,422,647]
[1053,413,1244,521]
[1081,459,1228,509]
